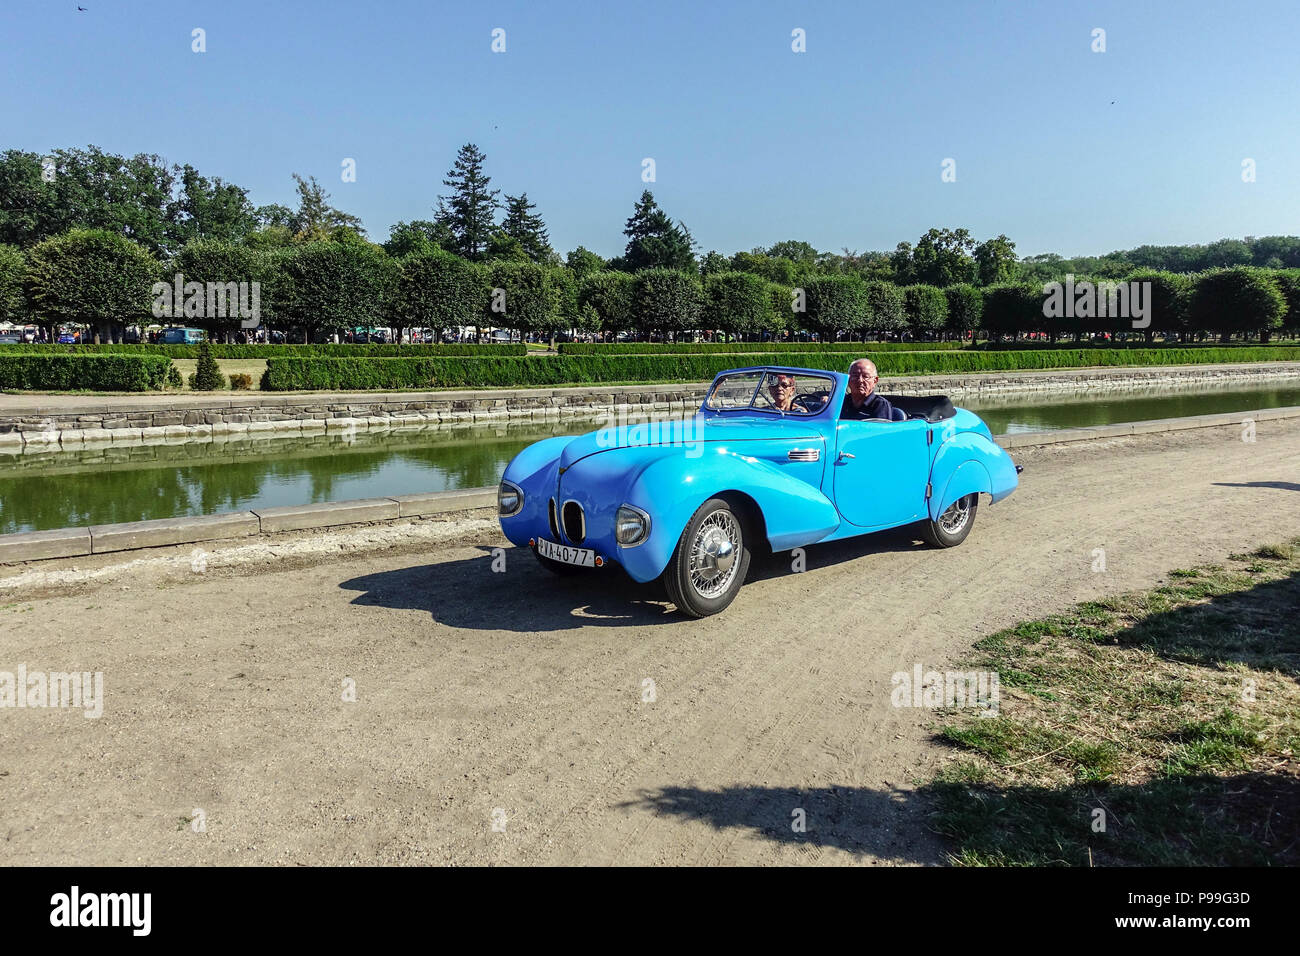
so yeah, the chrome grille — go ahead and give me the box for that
[788,448,821,462]
[561,500,586,544]
[548,497,560,539]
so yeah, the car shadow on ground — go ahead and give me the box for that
[1213,480,1300,492]
[620,783,941,863]
[339,527,932,631]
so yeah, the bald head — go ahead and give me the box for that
[847,358,879,406]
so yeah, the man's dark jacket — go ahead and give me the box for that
[841,391,900,421]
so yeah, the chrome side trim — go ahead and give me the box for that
[787,447,821,462]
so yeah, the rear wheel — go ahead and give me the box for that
[922,493,978,548]
[663,498,751,618]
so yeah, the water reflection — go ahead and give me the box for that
[1,379,1298,534]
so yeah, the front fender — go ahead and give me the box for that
[621,446,840,583]
[929,431,1019,519]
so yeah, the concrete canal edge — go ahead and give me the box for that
[2,360,1299,449]
[1,405,1295,566]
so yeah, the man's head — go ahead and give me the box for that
[847,359,879,404]
[768,373,796,408]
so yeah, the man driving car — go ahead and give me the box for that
[841,359,903,421]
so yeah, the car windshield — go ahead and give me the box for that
[705,370,834,416]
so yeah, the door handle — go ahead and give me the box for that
[837,452,856,461]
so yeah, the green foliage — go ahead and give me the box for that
[895,228,977,286]
[287,173,364,241]
[1125,270,1191,337]
[1190,267,1286,338]
[170,238,276,337]
[577,271,635,333]
[902,284,948,336]
[565,246,606,280]
[436,143,499,259]
[1274,269,1300,333]
[228,372,253,390]
[944,284,983,335]
[392,248,484,334]
[631,268,703,335]
[24,228,160,341]
[974,234,1018,285]
[557,341,968,354]
[0,354,170,390]
[483,259,562,333]
[497,193,552,262]
[189,340,226,390]
[622,191,695,272]
[277,240,396,340]
[261,347,1300,390]
[863,280,906,334]
[799,274,866,338]
[702,271,771,337]
[166,363,183,388]
[0,243,25,323]
[980,283,1043,336]
[1,342,524,358]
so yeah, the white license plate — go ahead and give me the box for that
[535,537,596,567]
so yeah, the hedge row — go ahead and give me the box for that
[556,341,968,355]
[261,347,1300,391]
[0,343,526,359]
[0,354,171,391]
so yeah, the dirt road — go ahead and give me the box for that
[2,419,1298,865]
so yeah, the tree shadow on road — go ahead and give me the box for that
[619,783,944,863]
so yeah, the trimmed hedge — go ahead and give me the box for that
[0,342,526,359]
[262,347,1300,391]
[557,341,968,354]
[0,354,171,391]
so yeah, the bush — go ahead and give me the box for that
[166,363,183,389]
[0,342,526,358]
[189,341,226,390]
[557,341,968,354]
[229,372,253,390]
[0,355,170,391]
[260,347,1300,390]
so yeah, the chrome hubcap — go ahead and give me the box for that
[689,511,741,598]
[938,496,971,535]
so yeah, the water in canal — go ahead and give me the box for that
[2,379,1297,534]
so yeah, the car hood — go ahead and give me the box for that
[558,414,824,469]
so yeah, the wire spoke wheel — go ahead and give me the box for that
[922,493,978,548]
[665,498,751,617]
[687,510,741,599]
[938,497,971,536]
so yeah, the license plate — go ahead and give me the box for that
[534,537,596,567]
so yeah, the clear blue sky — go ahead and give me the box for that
[3,0,1298,259]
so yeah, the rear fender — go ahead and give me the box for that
[929,431,1019,519]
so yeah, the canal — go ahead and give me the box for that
[2,380,1297,534]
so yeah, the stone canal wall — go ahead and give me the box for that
[2,360,1299,451]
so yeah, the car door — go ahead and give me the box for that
[832,419,931,528]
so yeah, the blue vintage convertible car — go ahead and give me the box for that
[497,366,1020,617]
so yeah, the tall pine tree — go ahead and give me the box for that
[622,190,695,271]
[499,193,552,262]
[436,143,499,260]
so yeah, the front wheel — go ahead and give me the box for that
[922,493,979,548]
[663,498,751,618]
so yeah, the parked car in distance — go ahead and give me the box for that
[0,333,22,345]
[57,332,80,344]
[498,365,1022,617]
[160,327,205,345]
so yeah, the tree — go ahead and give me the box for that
[1189,267,1285,341]
[980,283,1041,338]
[288,174,364,241]
[189,340,226,390]
[482,260,562,341]
[702,271,770,339]
[760,240,820,266]
[384,220,454,258]
[901,285,948,338]
[172,239,276,341]
[0,244,25,324]
[631,269,702,338]
[974,235,1018,285]
[167,164,256,246]
[863,280,906,336]
[943,284,983,338]
[566,246,606,280]
[800,275,866,339]
[622,191,695,272]
[392,248,484,339]
[906,228,977,287]
[1273,269,1300,335]
[729,251,797,286]
[499,193,551,262]
[577,271,635,335]
[436,143,500,260]
[1124,270,1190,342]
[698,250,729,276]
[24,229,160,343]
[278,240,395,342]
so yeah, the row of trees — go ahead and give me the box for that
[11,143,1300,292]
[2,222,1298,345]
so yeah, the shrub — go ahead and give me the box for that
[0,342,526,358]
[189,341,226,390]
[229,372,253,390]
[0,355,170,391]
[166,363,184,389]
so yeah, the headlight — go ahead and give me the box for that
[615,504,651,546]
[497,480,523,517]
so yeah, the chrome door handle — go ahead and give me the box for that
[837,452,856,461]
